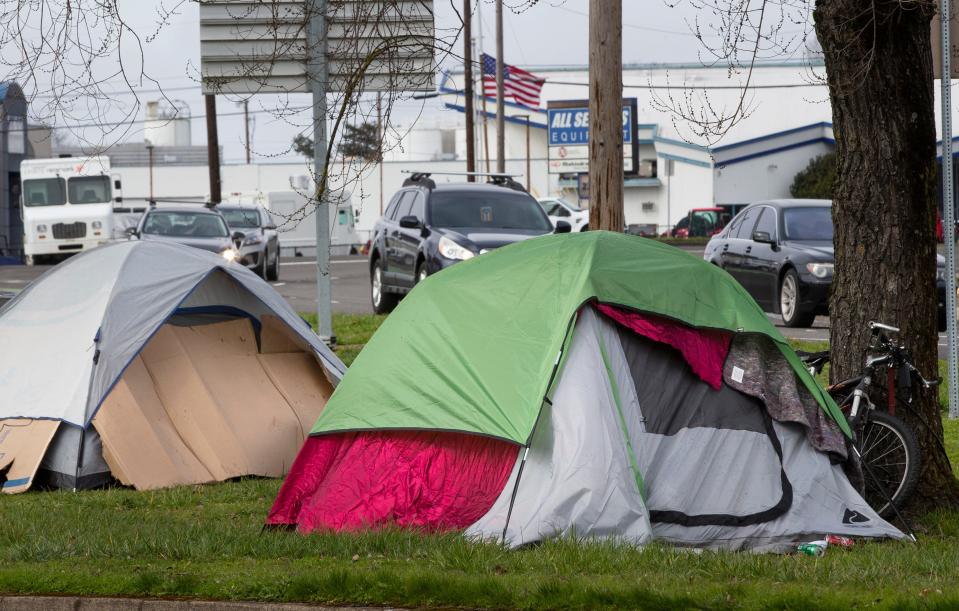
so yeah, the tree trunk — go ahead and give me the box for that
[815,0,959,513]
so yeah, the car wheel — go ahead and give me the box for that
[780,268,816,328]
[415,261,428,285]
[266,248,280,281]
[371,258,398,314]
[254,256,267,279]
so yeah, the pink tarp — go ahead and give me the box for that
[596,304,732,389]
[267,430,518,533]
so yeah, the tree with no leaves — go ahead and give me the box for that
[667,0,959,513]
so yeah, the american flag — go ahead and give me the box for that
[481,53,545,108]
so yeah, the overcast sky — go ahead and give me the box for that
[25,0,816,164]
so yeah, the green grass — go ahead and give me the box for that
[302,312,386,366]
[6,316,959,607]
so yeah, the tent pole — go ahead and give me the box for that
[500,445,529,546]
[73,426,85,492]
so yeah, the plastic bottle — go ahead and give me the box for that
[796,540,828,556]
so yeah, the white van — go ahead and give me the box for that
[20,157,120,264]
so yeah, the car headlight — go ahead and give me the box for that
[35,224,47,233]
[806,262,834,279]
[937,267,946,282]
[438,236,474,260]
[91,221,102,230]
[242,234,263,246]
[220,248,237,262]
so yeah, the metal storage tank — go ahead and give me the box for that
[143,100,192,147]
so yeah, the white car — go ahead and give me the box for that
[538,197,589,232]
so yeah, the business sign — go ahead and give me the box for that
[546,99,638,175]
[199,0,435,95]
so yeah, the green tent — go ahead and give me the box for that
[316,231,847,441]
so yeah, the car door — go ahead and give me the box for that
[395,191,426,286]
[721,205,760,288]
[260,208,278,262]
[386,191,414,284]
[741,206,779,309]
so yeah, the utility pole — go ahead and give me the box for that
[494,0,505,174]
[146,141,155,205]
[308,0,334,344]
[463,0,476,181]
[477,0,490,172]
[243,99,251,164]
[204,94,221,204]
[587,0,624,232]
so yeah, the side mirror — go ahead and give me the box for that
[264,223,277,230]
[114,179,122,189]
[752,230,775,245]
[555,220,572,234]
[125,226,139,238]
[399,215,421,229]
[232,231,246,242]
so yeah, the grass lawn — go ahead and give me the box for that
[5,315,959,608]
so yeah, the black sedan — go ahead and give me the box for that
[704,199,947,329]
[369,174,567,313]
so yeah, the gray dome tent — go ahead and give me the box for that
[0,241,344,493]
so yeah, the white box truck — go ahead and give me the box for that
[20,156,121,264]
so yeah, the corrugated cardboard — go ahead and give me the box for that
[259,352,334,439]
[0,418,59,494]
[93,317,330,490]
[174,320,302,476]
[93,357,214,490]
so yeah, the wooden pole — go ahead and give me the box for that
[243,99,251,164]
[463,0,476,181]
[204,94,221,204]
[495,0,505,173]
[588,0,623,231]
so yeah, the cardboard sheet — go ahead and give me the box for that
[0,418,59,494]
[93,357,214,490]
[259,352,334,439]
[94,317,331,490]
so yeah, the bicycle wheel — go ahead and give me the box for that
[857,410,921,519]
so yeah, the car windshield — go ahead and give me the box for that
[68,175,111,204]
[22,178,66,207]
[541,198,583,213]
[430,190,553,231]
[143,211,229,238]
[782,206,833,241]
[220,208,260,229]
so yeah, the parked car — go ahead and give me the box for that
[130,207,241,263]
[538,197,589,231]
[669,207,729,238]
[217,204,281,280]
[703,199,947,329]
[369,173,567,313]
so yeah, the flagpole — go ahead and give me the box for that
[495,0,505,174]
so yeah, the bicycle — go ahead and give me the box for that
[798,322,940,520]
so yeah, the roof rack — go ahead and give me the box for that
[400,171,527,192]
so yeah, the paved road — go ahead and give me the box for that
[1,248,950,357]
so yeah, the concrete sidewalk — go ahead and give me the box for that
[0,597,395,611]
